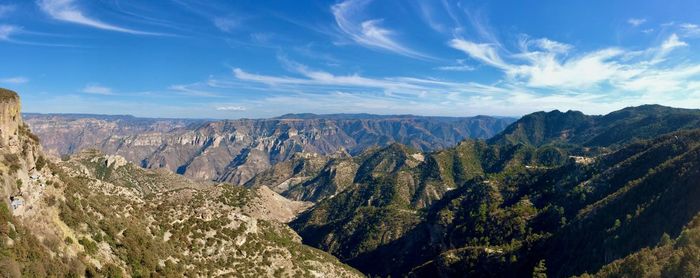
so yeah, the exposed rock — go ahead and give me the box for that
[0,89,20,147]
[26,113,516,185]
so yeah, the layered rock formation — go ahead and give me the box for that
[25,113,515,185]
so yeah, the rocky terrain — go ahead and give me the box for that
[25,113,515,185]
[1,89,361,277]
[11,85,700,277]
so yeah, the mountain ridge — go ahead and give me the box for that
[26,113,515,185]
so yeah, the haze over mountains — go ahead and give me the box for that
[6,87,700,277]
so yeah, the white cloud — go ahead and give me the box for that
[216,105,246,111]
[512,48,628,89]
[37,0,160,35]
[447,33,700,98]
[331,0,428,59]
[448,39,509,69]
[628,18,647,27]
[528,38,572,53]
[0,24,19,41]
[680,23,700,37]
[661,33,688,50]
[0,76,29,84]
[82,84,113,95]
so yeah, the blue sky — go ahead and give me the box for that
[1,0,700,118]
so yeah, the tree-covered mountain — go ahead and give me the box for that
[286,105,700,277]
[489,105,700,148]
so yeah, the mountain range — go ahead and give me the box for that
[24,113,515,185]
[6,87,700,277]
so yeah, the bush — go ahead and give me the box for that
[4,153,21,174]
[79,237,98,255]
[36,156,46,171]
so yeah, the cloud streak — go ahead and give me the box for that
[0,76,29,84]
[331,0,429,59]
[37,0,161,35]
[627,18,647,27]
[216,105,246,111]
[82,84,113,95]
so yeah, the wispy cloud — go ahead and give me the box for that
[168,84,220,97]
[82,84,113,95]
[628,18,647,27]
[525,37,572,53]
[448,39,509,69]
[680,23,700,37]
[0,76,29,84]
[213,17,239,32]
[661,33,687,51]
[37,0,161,35]
[231,57,509,97]
[435,65,474,72]
[415,1,446,33]
[0,4,15,18]
[331,0,429,59]
[448,32,698,98]
[216,105,246,111]
[0,24,19,41]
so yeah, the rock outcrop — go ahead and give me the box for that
[0,88,21,147]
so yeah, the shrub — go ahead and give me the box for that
[36,156,46,171]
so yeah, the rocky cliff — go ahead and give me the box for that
[0,89,21,147]
[0,89,43,209]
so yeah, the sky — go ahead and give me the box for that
[1,0,700,119]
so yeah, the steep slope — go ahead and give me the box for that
[1,89,361,277]
[290,144,431,262]
[51,151,358,276]
[584,214,700,277]
[489,105,700,148]
[289,106,700,277]
[244,149,357,202]
[26,113,515,185]
[403,130,700,277]
[288,140,549,270]
[0,89,74,276]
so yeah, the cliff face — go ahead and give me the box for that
[25,114,516,184]
[0,89,42,206]
[0,88,21,147]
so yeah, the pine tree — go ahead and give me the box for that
[658,233,672,246]
[533,259,547,278]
